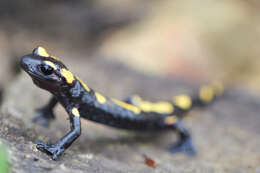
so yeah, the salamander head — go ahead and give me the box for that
[20,46,75,92]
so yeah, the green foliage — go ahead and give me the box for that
[0,144,11,173]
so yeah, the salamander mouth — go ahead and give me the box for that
[26,70,45,81]
[26,70,57,88]
[27,71,52,88]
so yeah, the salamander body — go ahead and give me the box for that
[20,47,224,160]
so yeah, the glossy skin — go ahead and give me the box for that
[20,47,224,160]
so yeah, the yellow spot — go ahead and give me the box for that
[200,85,214,103]
[132,95,142,105]
[137,101,174,114]
[60,68,75,84]
[76,77,90,92]
[112,99,141,114]
[50,56,58,60]
[164,116,177,125]
[173,95,192,110]
[211,81,224,96]
[95,92,106,104]
[35,46,49,57]
[72,107,80,117]
[44,61,57,70]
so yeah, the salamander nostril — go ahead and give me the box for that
[20,56,39,72]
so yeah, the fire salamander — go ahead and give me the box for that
[20,47,224,160]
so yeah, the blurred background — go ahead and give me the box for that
[0,1,260,172]
[0,0,260,95]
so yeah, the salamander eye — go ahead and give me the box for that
[39,64,54,75]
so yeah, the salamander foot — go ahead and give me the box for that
[169,138,197,156]
[35,140,64,160]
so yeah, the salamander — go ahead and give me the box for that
[20,46,224,160]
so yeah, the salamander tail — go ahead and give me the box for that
[191,80,224,107]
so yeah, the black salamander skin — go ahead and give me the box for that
[20,47,224,160]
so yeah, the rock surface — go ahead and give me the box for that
[1,58,260,173]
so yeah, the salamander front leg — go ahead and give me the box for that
[169,121,197,156]
[35,108,81,160]
[32,96,58,127]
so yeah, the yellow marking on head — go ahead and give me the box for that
[76,77,90,92]
[112,99,141,114]
[50,56,58,60]
[44,61,57,70]
[72,107,80,117]
[211,81,224,96]
[164,115,177,125]
[173,94,192,110]
[199,85,214,103]
[95,92,106,104]
[137,101,174,114]
[60,68,75,84]
[35,46,49,57]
